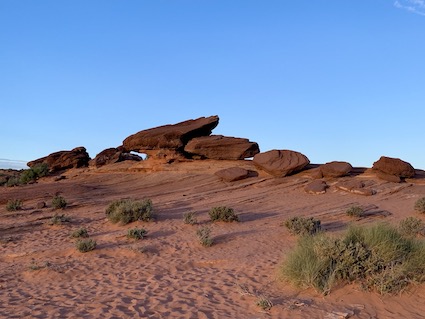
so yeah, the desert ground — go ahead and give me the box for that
[1,159,425,319]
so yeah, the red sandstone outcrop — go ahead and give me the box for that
[304,180,328,195]
[372,156,415,182]
[184,135,259,160]
[215,167,258,182]
[122,116,219,153]
[253,150,310,177]
[90,147,142,168]
[319,161,352,178]
[336,180,375,196]
[28,147,90,172]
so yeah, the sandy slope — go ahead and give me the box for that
[1,159,425,319]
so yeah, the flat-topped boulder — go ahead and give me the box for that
[28,147,90,172]
[319,161,353,178]
[215,167,257,182]
[373,156,415,181]
[253,149,310,177]
[123,116,219,153]
[90,147,142,168]
[184,135,260,160]
[305,180,328,195]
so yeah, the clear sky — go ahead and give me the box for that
[1,0,424,169]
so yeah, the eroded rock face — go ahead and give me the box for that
[373,156,415,181]
[253,150,310,177]
[184,135,260,160]
[215,167,258,182]
[91,147,142,168]
[28,147,90,172]
[320,161,353,178]
[122,116,219,153]
[336,180,375,196]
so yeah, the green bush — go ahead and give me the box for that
[183,211,198,225]
[70,228,89,238]
[49,214,71,225]
[52,195,67,209]
[284,216,321,236]
[399,217,424,237]
[75,239,97,253]
[6,199,23,211]
[197,226,213,247]
[209,206,239,222]
[414,197,425,214]
[281,223,425,295]
[127,227,148,240]
[346,206,364,217]
[106,199,153,225]
[5,163,49,186]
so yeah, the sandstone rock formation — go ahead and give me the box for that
[336,180,375,196]
[304,180,328,195]
[372,156,415,182]
[215,167,258,182]
[319,161,352,178]
[184,135,260,160]
[90,147,142,168]
[253,150,310,177]
[122,116,219,153]
[28,147,90,172]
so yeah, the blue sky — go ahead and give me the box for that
[1,0,424,169]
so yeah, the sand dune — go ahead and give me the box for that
[1,160,425,318]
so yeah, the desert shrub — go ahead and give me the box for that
[414,197,425,214]
[6,163,49,186]
[183,211,198,225]
[281,223,425,295]
[346,206,364,217]
[6,199,23,211]
[49,214,71,225]
[399,217,424,237]
[5,177,20,187]
[208,206,239,222]
[256,296,273,311]
[52,195,67,209]
[197,226,213,247]
[127,227,148,240]
[284,216,321,236]
[75,239,97,252]
[70,228,89,238]
[106,199,153,225]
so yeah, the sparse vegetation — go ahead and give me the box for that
[106,199,153,225]
[183,211,198,225]
[284,216,321,236]
[281,223,425,295]
[6,199,23,211]
[49,213,71,225]
[197,226,213,247]
[5,163,49,187]
[399,217,424,237]
[70,228,89,238]
[414,197,425,214]
[256,295,273,311]
[209,206,239,222]
[52,195,67,209]
[127,227,148,240]
[346,206,364,217]
[28,260,51,271]
[75,238,97,252]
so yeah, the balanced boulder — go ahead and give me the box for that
[28,147,90,172]
[253,150,310,177]
[319,161,353,178]
[372,156,415,181]
[122,116,219,152]
[184,135,260,160]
